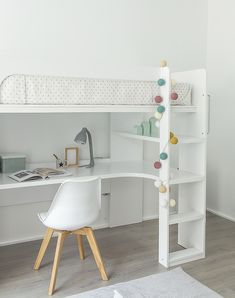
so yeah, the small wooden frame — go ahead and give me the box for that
[65,147,79,167]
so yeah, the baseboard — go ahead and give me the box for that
[143,214,159,221]
[0,222,110,247]
[0,216,157,247]
[0,234,51,247]
[92,223,109,230]
[207,208,235,222]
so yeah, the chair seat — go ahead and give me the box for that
[38,212,89,231]
[38,212,47,223]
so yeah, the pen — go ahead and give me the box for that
[53,154,59,160]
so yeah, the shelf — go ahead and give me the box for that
[115,132,160,143]
[169,248,204,267]
[115,132,205,144]
[170,168,204,184]
[0,104,198,114]
[169,211,204,225]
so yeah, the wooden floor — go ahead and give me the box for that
[0,212,235,298]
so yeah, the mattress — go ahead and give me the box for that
[0,74,191,105]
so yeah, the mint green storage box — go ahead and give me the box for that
[0,154,26,173]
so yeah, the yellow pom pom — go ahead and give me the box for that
[171,79,176,87]
[170,132,174,139]
[159,184,167,193]
[154,111,163,120]
[170,136,178,145]
[160,60,167,67]
[169,199,176,207]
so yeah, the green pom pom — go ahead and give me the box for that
[157,79,166,86]
[157,105,165,113]
[160,152,168,160]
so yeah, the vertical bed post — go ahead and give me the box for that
[158,65,171,268]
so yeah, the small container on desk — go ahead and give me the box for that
[0,154,26,173]
[56,159,67,168]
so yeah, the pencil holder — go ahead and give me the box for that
[56,159,67,168]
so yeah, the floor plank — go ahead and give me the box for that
[0,212,234,297]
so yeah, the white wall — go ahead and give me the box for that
[0,113,110,162]
[0,0,207,80]
[0,0,208,162]
[0,0,208,244]
[207,0,235,220]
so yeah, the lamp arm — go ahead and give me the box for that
[86,129,95,168]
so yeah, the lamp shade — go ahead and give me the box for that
[74,127,87,145]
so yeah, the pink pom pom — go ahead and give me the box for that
[171,92,178,100]
[155,96,163,104]
[154,161,162,169]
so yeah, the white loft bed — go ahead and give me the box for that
[0,66,208,268]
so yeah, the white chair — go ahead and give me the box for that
[33,177,108,295]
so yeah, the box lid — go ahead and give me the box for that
[0,153,26,159]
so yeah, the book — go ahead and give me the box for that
[8,168,71,182]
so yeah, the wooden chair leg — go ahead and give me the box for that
[77,235,85,260]
[48,232,67,296]
[34,228,54,270]
[85,227,108,281]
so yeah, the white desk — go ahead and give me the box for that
[0,160,204,190]
[0,160,204,248]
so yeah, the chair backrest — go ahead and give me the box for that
[43,177,101,231]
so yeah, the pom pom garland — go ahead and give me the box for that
[154,111,163,120]
[155,120,160,127]
[171,92,178,100]
[170,132,174,139]
[160,198,168,208]
[160,60,167,67]
[155,95,163,104]
[171,79,176,87]
[157,105,165,113]
[159,184,167,193]
[154,180,161,188]
[157,79,166,86]
[169,199,176,207]
[170,136,178,144]
[160,152,168,160]
[154,161,162,169]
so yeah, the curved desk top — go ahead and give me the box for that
[0,160,204,190]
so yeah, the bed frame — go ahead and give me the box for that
[0,65,208,268]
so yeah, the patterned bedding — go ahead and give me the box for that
[0,74,191,105]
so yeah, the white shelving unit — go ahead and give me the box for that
[110,67,207,268]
